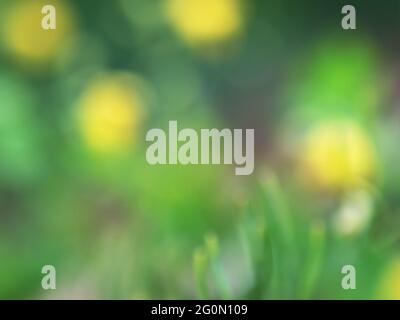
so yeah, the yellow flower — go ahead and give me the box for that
[299,120,376,190]
[2,0,74,63]
[377,258,400,299]
[77,73,145,154]
[166,0,242,46]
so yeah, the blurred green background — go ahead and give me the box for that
[0,0,400,299]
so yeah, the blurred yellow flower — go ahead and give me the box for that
[77,73,145,154]
[166,0,242,46]
[2,0,74,63]
[377,258,400,299]
[299,120,376,191]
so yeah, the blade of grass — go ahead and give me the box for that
[298,221,326,299]
[193,247,209,299]
[205,233,232,300]
[257,173,299,299]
